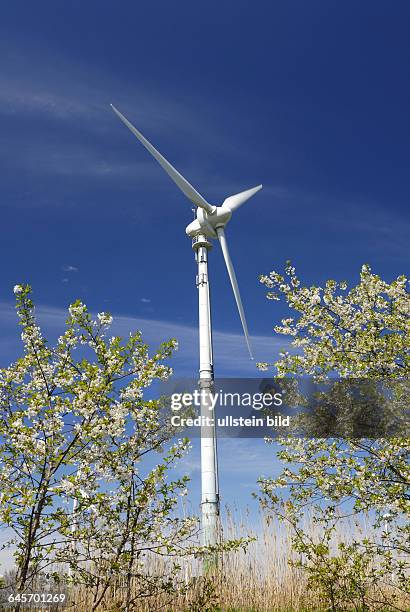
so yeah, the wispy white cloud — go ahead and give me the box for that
[0,302,284,377]
[62,265,78,272]
[0,138,161,183]
[314,196,410,261]
[0,42,268,196]
[177,439,279,478]
[0,66,237,153]
[259,186,410,262]
[0,81,98,121]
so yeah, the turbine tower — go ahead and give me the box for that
[111,104,262,549]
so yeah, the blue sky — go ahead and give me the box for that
[0,1,409,533]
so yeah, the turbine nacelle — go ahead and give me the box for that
[185,183,264,238]
[185,206,232,238]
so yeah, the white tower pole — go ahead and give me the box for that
[109,105,261,552]
[193,234,220,548]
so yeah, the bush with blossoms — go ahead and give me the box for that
[256,263,410,610]
[0,285,245,610]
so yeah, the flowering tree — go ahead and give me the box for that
[0,285,212,610]
[257,264,410,610]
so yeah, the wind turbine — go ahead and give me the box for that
[111,104,262,548]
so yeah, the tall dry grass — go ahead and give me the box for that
[2,506,406,611]
[63,505,408,611]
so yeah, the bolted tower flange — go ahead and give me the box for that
[192,234,213,251]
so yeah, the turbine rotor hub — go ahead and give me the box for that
[185,205,232,239]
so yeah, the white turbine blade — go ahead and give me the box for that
[110,104,215,214]
[222,184,262,212]
[216,227,253,359]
